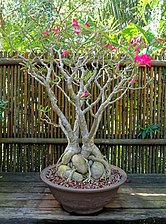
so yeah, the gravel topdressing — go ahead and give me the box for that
[45,165,123,189]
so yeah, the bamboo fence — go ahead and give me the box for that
[0,52,166,173]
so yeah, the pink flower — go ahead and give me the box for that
[43,28,50,36]
[62,50,69,57]
[72,18,81,35]
[129,78,137,83]
[134,54,152,67]
[80,90,89,98]
[51,28,60,35]
[104,43,116,50]
[85,20,90,27]
[130,38,147,55]
[135,46,140,55]
[72,18,79,27]
[74,26,81,35]
[130,37,142,46]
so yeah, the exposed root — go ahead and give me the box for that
[91,144,103,159]
[82,157,93,183]
[67,168,76,181]
[57,152,66,165]
[57,143,111,182]
[57,143,81,165]
[89,155,111,178]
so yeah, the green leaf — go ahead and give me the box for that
[151,124,159,129]
[134,24,156,43]
[142,130,147,139]
[121,24,139,41]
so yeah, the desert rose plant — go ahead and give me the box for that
[4,18,152,182]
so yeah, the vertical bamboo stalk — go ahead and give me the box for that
[3,53,8,171]
[23,69,28,172]
[57,70,62,164]
[154,67,159,173]
[30,76,35,171]
[27,71,31,171]
[156,67,161,173]
[6,65,11,171]
[150,67,155,173]
[125,91,129,171]
[121,77,127,170]
[121,92,126,170]
[131,79,137,173]
[16,65,20,171]
[136,68,143,173]
[163,67,166,173]
[145,66,149,173]
[19,68,24,171]
[36,80,41,170]
[0,52,3,172]
[119,79,123,168]
[12,65,17,172]
[140,67,147,173]
[128,87,133,173]
[115,78,120,167]
[109,79,113,164]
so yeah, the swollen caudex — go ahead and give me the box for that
[72,154,88,174]
[57,145,110,181]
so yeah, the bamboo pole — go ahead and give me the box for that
[0,138,166,145]
[0,58,166,67]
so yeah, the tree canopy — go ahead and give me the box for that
[0,0,165,52]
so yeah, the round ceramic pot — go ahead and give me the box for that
[40,165,127,214]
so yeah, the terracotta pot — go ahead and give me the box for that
[40,165,127,214]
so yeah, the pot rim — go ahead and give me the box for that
[40,164,127,193]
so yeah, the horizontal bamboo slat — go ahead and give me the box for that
[0,138,166,145]
[0,58,166,66]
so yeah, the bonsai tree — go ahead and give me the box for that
[2,17,153,183]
